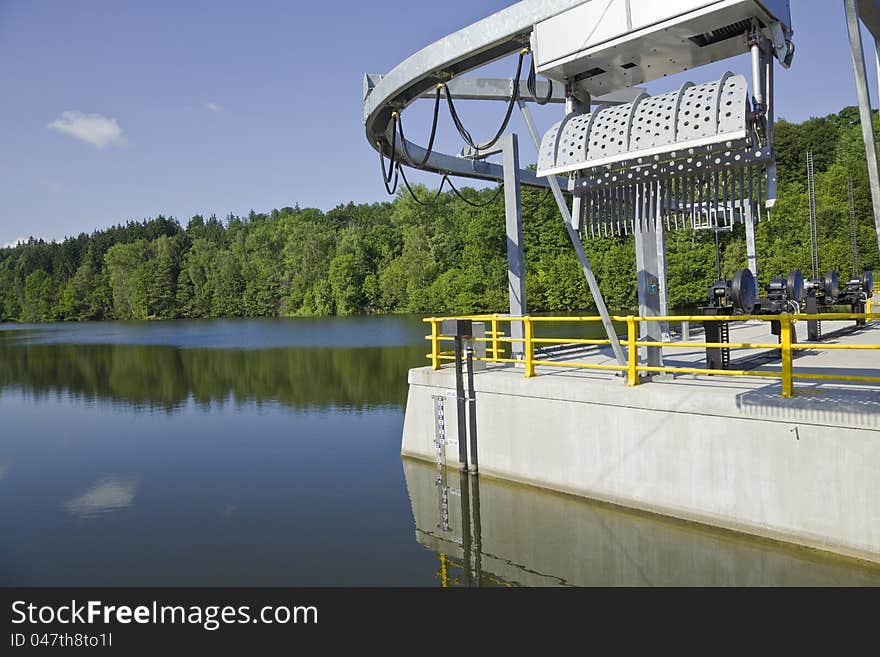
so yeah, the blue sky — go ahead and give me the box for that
[1,0,878,246]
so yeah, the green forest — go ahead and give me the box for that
[1,106,878,323]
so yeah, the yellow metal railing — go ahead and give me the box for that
[424,309,880,399]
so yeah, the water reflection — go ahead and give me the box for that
[65,477,137,518]
[0,319,440,585]
[403,458,880,586]
[0,316,428,349]
[0,340,423,411]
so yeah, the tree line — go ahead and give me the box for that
[1,106,878,323]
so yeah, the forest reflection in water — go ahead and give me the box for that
[0,334,424,411]
[2,318,879,586]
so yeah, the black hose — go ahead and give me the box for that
[527,54,553,105]
[397,86,442,169]
[381,158,399,195]
[399,164,448,206]
[523,187,552,214]
[447,177,504,208]
[400,163,504,209]
[444,51,526,152]
[378,111,401,195]
[379,113,399,185]
[381,50,537,198]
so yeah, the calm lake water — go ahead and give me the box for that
[1,317,879,586]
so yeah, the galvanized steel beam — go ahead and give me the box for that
[365,73,645,106]
[502,134,527,357]
[844,0,880,261]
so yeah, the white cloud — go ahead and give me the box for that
[47,111,126,148]
[65,477,136,517]
[205,102,224,112]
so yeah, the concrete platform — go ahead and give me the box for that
[401,320,880,564]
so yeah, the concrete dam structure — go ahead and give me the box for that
[365,1,880,565]
[402,319,880,564]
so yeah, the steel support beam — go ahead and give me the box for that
[399,137,557,190]
[365,74,645,106]
[745,202,759,281]
[655,211,670,340]
[844,0,880,260]
[566,93,588,231]
[519,100,627,366]
[365,75,564,104]
[634,187,665,369]
[502,134,527,358]
[876,34,880,100]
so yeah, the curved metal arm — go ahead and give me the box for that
[363,0,594,186]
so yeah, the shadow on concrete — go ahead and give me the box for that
[735,381,880,428]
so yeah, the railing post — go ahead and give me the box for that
[523,317,535,378]
[430,320,441,371]
[626,316,639,387]
[780,313,794,398]
[491,317,500,361]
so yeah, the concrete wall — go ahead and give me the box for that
[402,366,880,564]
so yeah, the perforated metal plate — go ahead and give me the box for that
[537,73,751,178]
[573,165,773,238]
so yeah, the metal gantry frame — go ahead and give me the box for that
[364,0,634,365]
[364,0,880,376]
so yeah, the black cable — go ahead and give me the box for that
[377,111,402,195]
[381,158,399,195]
[378,113,399,185]
[523,187,552,214]
[447,177,504,208]
[396,86,442,169]
[381,50,535,199]
[399,164,448,206]
[527,54,553,105]
[444,50,526,152]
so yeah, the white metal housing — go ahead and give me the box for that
[532,0,792,94]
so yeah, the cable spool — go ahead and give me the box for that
[731,268,757,313]
[786,269,805,303]
[864,271,875,298]
[824,271,840,302]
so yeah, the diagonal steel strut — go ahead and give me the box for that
[518,99,627,366]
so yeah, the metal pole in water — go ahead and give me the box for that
[470,473,482,587]
[458,469,472,587]
[453,336,468,470]
[465,344,478,474]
